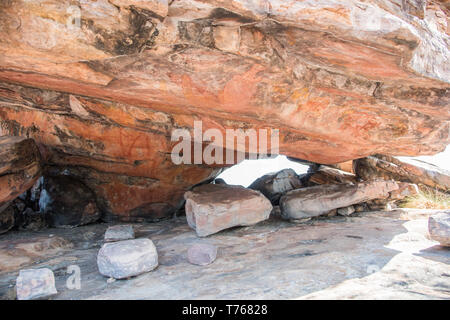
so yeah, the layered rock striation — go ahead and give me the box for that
[0,0,448,221]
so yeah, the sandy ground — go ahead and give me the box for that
[0,209,449,300]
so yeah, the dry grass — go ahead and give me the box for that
[399,187,450,210]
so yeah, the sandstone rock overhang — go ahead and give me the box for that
[0,0,449,221]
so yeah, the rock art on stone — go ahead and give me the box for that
[184,184,273,237]
[249,169,303,204]
[280,180,399,220]
[97,238,158,279]
[428,212,450,247]
[104,225,135,242]
[16,268,57,300]
[39,176,101,228]
[187,243,218,266]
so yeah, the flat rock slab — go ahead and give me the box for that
[16,268,57,300]
[280,180,398,219]
[0,210,449,300]
[187,243,217,266]
[184,184,273,237]
[104,225,135,242]
[0,236,73,274]
[97,238,158,279]
[428,211,450,247]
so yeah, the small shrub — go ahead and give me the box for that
[399,187,450,210]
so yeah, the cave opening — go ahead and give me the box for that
[215,155,310,187]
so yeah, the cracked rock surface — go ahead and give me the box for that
[0,209,448,299]
[0,0,448,221]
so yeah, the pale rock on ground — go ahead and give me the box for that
[428,212,450,247]
[280,180,399,220]
[16,268,57,300]
[187,243,218,266]
[0,209,449,300]
[97,239,158,279]
[104,225,135,242]
[184,184,273,237]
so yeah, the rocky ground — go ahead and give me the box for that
[0,208,448,300]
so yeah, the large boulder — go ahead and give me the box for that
[428,212,450,247]
[0,136,42,210]
[280,180,399,219]
[97,238,159,279]
[0,1,449,221]
[249,169,303,204]
[39,176,101,227]
[354,155,450,192]
[184,184,273,237]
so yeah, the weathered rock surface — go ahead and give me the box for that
[329,161,354,174]
[104,225,135,242]
[184,184,273,237]
[16,268,57,300]
[0,136,42,211]
[97,238,159,279]
[249,169,302,204]
[280,180,399,219]
[0,204,15,234]
[428,211,450,246]
[337,206,356,216]
[354,155,450,192]
[0,1,449,221]
[308,165,358,186]
[14,206,48,231]
[366,182,420,211]
[388,182,420,200]
[39,176,101,228]
[1,210,448,300]
[187,243,218,266]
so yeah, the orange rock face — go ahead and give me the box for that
[0,0,449,220]
[0,136,42,208]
